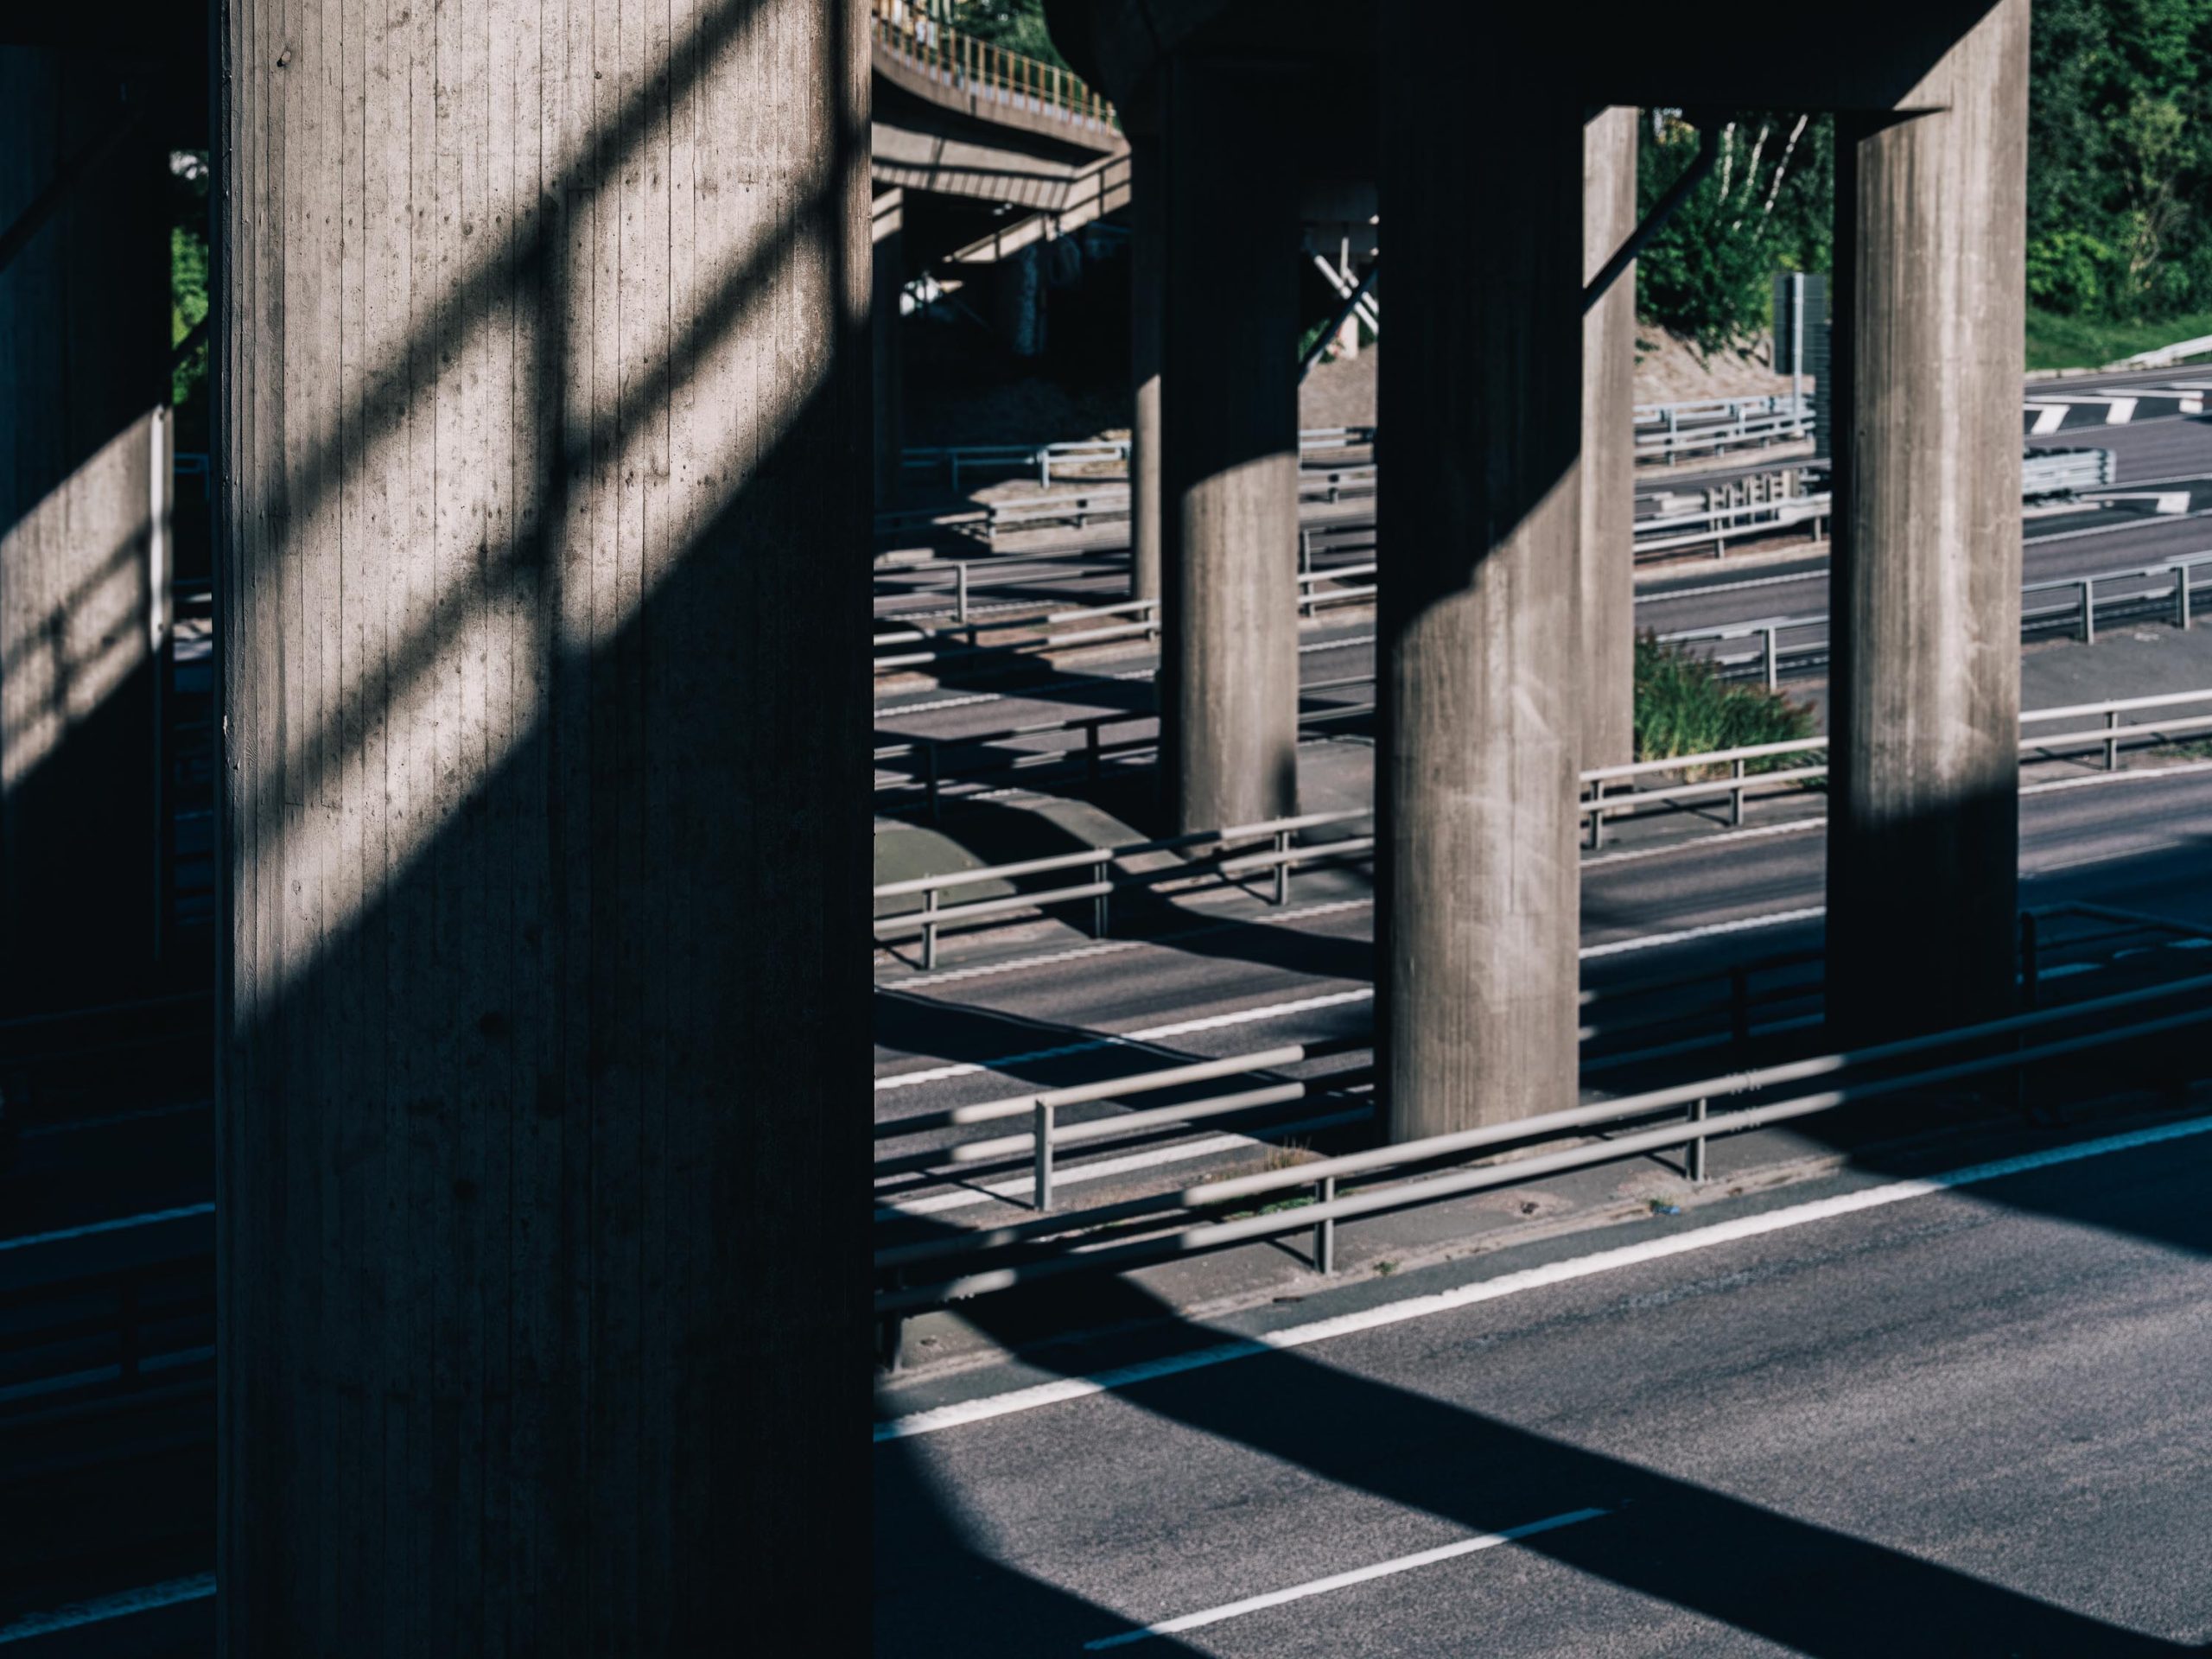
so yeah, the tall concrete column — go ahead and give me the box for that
[0,49,168,1014]
[1128,131,1164,604]
[1378,18,1583,1141]
[1827,0,2028,1043]
[874,188,905,506]
[1160,59,1300,833]
[1580,107,1638,774]
[217,1,869,1650]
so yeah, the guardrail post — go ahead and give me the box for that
[1763,626,1780,693]
[922,889,940,971]
[1033,1100,1055,1211]
[2105,708,2120,772]
[1586,786,1605,851]
[1688,1097,1708,1184]
[1075,498,1089,531]
[1274,828,1291,905]
[955,561,969,625]
[924,740,941,824]
[1300,529,1313,576]
[1084,722,1103,786]
[1039,447,1051,487]
[1312,1175,1336,1274]
[2177,565,2192,630]
[2081,577,2096,643]
[1092,859,1110,938]
[1730,756,1746,826]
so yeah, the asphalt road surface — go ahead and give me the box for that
[875,1112,2212,1656]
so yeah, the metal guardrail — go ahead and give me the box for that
[2023,445,2119,496]
[875,685,2212,952]
[1662,550,2212,684]
[894,427,1376,495]
[1634,397,1813,461]
[872,967,2212,1341]
[869,902,2202,1230]
[869,0,1118,135]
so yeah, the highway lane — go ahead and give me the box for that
[874,1113,2212,1656]
[871,760,2212,1178]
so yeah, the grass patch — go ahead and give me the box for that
[2024,307,2212,374]
[1634,633,1815,772]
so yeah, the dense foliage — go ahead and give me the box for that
[1635,111,1834,356]
[1637,0,2212,353]
[1634,634,1814,767]
[935,0,1069,70]
[168,152,211,448]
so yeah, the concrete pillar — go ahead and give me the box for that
[1160,59,1300,833]
[874,188,905,507]
[1128,131,1163,603]
[216,1,869,1650]
[1580,107,1637,774]
[0,48,168,1014]
[1827,0,2028,1043]
[1378,22,1582,1141]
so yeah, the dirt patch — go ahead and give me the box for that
[1635,326,1810,405]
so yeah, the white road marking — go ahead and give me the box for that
[877,1109,1371,1220]
[0,1202,214,1254]
[873,990,1376,1093]
[874,1110,2212,1442]
[1580,906,1825,959]
[1582,817,1823,868]
[1634,566,1822,606]
[0,1573,214,1645]
[1083,1509,1610,1649]
[2024,403,2069,435]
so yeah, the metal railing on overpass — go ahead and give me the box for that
[869,0,1118,136]
[874,686,2212,961]
[895,427,1375,495]
[872,958,2212,1352]
[870,904,2207,1233]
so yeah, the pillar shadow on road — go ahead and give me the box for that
[874,1185,2209,1659]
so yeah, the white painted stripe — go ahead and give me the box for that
[0,1202,213,1254]
[2025,403,2068,435]
[880,899,1376,990]
[0,1573,214,1645]
[873,990,1376,1093]
[1579,906,1824,959]
[878,1110,1370,1219]
[1582,817,1823,868]
[873,1110,2212,1442]
[2024,757,2212,796]
[1083,1509,1609,1649]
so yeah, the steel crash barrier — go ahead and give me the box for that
[871,964,2212,1358]
[895,427,1376,493]
[869,904,2206,1237]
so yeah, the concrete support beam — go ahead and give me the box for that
[1580,107,1637,774]
[0,48,166,1014]
[1378,18,1582,1141]
[217,0,869,1649]
[874,188,905,506]
[1128,131,1163,604]
[1827,0,2028,1042]
[1160,59,1299,833]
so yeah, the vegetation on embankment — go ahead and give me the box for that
[1633,633,1815,767]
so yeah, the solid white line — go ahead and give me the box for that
[0,1202,214,1255]
[1083,1509,1610,1649]
[1582,817,1823,868]
[873,990,1376,1093]
[874,1111,2212,1443]
[1579,906,1824,959]
[877,1110,1370,1219]
[0,1574,214,1645]
[2024,758,2212,796]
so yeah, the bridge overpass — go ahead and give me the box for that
[1,0,2186,1651]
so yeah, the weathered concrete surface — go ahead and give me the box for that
[1378,18,1582,1141]
[1128,131,1163,603]
[1580,107,1637,774]
[875,188,906,505]
[0,48,167,1014]
[1827,0,2029,1042]
[1159,58,1299,833]
[217,0,869,1649]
